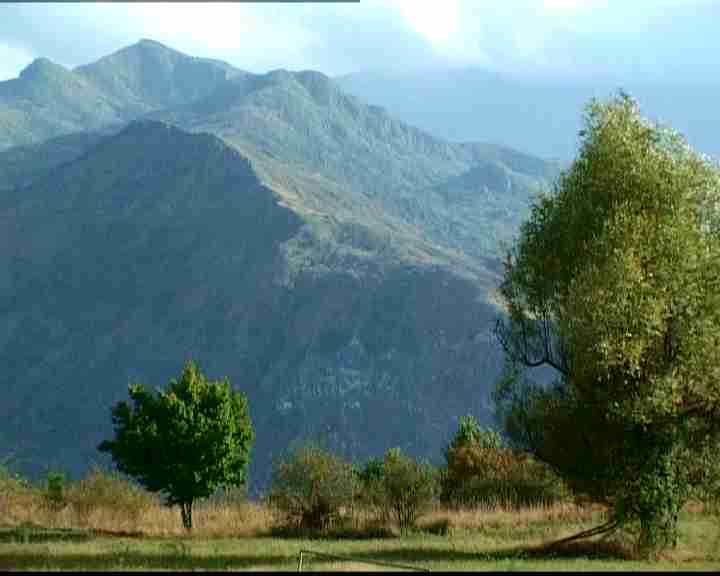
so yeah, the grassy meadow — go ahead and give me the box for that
[1,469,718,571]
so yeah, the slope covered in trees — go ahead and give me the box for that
[0,41,559,489]
[0,121,507,488]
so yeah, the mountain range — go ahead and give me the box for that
[0,40,559,489]
[337,69,720,161]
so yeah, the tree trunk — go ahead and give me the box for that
[180,501,193,531]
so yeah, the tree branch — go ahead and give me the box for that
[546,519,619,549]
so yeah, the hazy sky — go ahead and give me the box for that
[0,0,718,83]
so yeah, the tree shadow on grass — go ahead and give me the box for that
[0,526,145,544]
[323,539,635,567]
[0,549,297,571]
[0,532,636,571]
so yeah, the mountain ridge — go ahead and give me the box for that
[0,41,558,488]
[0,39,244,150]
[0,121,503,487]
[337,68,720,161]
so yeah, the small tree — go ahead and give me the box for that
[268,442,354,533]
[98,361,253,530]
[354,458,389,525]
[44,471,67,510]
[381,448,437,533]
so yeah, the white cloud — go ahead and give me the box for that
[0,42,34,81]
[0,1,717,83]
[543,0,602,12]
[387,0,460,45]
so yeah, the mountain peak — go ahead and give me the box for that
[98,38,188,64]
[134,38,185,55]
[70,39,239,114]
[19,57,68,80]
[137,38,169,47]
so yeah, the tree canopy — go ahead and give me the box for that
[98,361,253,530]
[494,93,720,554]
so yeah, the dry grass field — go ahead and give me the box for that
[1,469,718,571]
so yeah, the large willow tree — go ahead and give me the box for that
[495,93,720,554]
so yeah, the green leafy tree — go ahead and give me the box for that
[446,415,502,453]
[98,361,253,530]
[495,93,720,554]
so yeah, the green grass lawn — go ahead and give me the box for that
[1,513,718,571]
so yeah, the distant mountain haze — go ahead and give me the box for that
[0,40,559,488]
[336,69,720,161]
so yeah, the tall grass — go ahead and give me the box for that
[0,467,271,538]
[1,464,718,555]
[0,465,595,539]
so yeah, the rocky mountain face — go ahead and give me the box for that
[0,41,559,489]
[150,66,564,263]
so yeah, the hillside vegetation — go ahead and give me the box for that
[0,40,557,490]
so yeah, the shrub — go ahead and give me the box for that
[44,471,67,510]
[353,458,389,525]
[0,465,38,524]
[268,442,355,534]
[66,467,156,527]
[441,415,567,508]
[0,464,32,495]
[380,448,437,533]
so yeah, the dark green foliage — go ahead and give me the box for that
[353,458,390,525]
[98,361,253,530]
[446,415,503,452]
[44,471,66,510]
[268,442,355,534]
[495,93,720,555]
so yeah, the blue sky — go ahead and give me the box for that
[0,0,718,83]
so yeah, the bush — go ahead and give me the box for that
[0,465,37,523]
[380,448,437,533]
[353,458,389,525]
[66,467,156,527]
[44,471,67,510]
[441,415,567,509]
[268,443,354,534]
[0,464,32,495]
